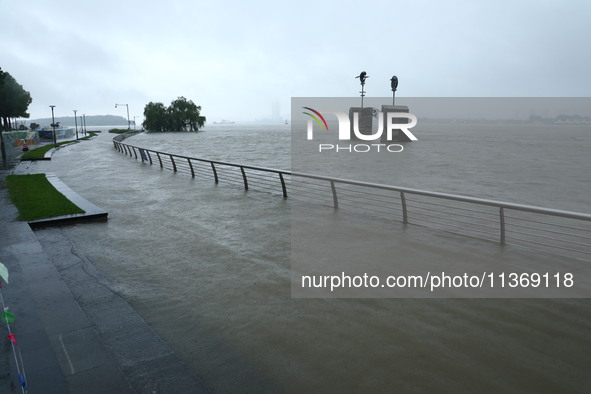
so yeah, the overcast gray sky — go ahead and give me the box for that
[1,0,589,123]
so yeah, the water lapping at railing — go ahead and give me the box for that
[113,137,591,261]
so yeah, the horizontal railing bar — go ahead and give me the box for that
[417,227,497,244]
[507,222,591,241]
[291,185,332,194]
[246,177,280,185]
[410,217,498,238]
[335,184,397,195]
[340,194,398,206]
[405,203,499,223]
[338,204,402,217]
[218,178,245,185]
[291,196,334,206]
[292,190,334,200]
[507,228,591,248]
[505,214,591,232]
[291,190,332,198]
[408,211,500,232]
[406,198,500,217]
[333,187,397,200]
[115,140,591,221]
[122,143,292,175]
[289,171,591,222]
[507,235,591,255]
[215,172,244,180]
[113,139,591,259]
[246,177,280,184]
[243,174,281,182]
[336,194,400,207]
[291,182,330,190]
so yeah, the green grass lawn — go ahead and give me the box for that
[79,132,97,140]
[5,174,85,220]
[21,141,75,160]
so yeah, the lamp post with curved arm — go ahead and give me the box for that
[115,103,130,131]
[73,109,79,139]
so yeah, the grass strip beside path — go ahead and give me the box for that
[21,141,74,160]
[5,174,85,220]
[80,132,97,140]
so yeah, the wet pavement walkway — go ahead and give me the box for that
[3,132,591,392]
[1,158,209,392]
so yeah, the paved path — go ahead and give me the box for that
[1,162,209,393]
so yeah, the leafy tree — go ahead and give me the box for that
[0,68,32,130]
[142,96,206,132]
[142,101,168,132]
[167,96,206,131]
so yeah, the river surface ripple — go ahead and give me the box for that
[30,124,591,392]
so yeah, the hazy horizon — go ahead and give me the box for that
[2,0,590,123]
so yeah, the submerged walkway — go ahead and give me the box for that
[0,162,209,392]
[2,132,591,392]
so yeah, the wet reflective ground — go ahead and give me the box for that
[26,127,591,392]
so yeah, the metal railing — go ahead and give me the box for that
[113,138,591,261]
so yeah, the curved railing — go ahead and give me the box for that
[113,136,591,261]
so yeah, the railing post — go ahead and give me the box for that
[500,206,506,245]
[146,150,153,165]
[132,146,138,160]
[211,162,219,183]
[240,166,249,191]
[279,173,287,198]
[170,155,177,172]
[330,181,338,209]
[156,152,163,168]
[188,158,195,178]
[400,191,408,224]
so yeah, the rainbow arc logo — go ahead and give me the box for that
[301,105,418,143]
[302,107,328,131]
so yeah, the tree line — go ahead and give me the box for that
[0,67,32,130]
[143,96,206,132]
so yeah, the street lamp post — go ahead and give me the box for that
[49,105,57,145]
[82,114,87,135]
[115,103,130,131]
[132,116,138,130]
[73,109,79,139]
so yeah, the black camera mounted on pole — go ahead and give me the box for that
[391,75,398,105]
